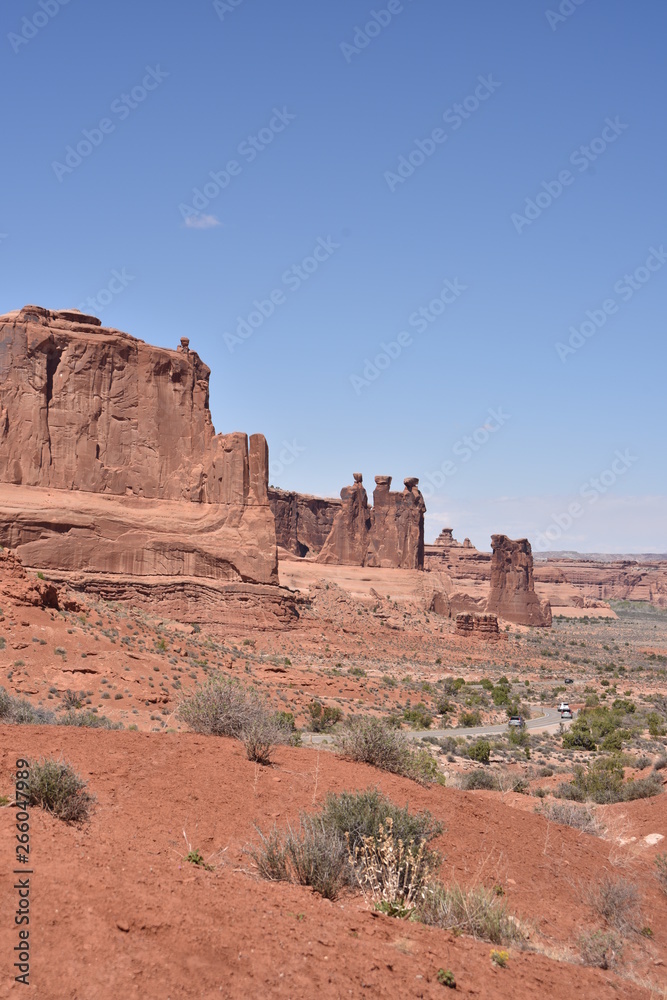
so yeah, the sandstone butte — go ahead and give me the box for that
[0,305,293,627]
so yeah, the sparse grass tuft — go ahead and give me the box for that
[538,800,603,836]
[417,883,523,944]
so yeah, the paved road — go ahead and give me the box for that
[302,707,569,746]
[409,706,567,740]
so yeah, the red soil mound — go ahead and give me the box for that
[1,727,664,999]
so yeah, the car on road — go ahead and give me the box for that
[558,702,570,713]
[564,678,574,685]
[508,716,525,728]
[560,710,573,720]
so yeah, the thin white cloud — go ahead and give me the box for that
[183,214,221,230]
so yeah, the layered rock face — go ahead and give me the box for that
[268,487,340,557]
[486,534,552,627]
[0,307,278,597]
[455,612,500,638]
[316,474,425,570]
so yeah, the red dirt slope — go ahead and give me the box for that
[1,727,665,999]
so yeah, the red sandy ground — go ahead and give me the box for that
[1,727,666,1000]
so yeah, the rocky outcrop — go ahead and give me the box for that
[317,473,372,566]
[486,535,552,627]
[268,487,340,557]
[455,612,500,638]
[0,548,60,609]
[0,306,278,595]
[365,477,426,570]
[316,474,426,570]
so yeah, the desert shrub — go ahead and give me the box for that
[334,717,442,784]
[59,710,121,729]
[562,718,597,751]
[578,929,622,969]
[647,712,666,737]
[621,773,663,800]
[538,800,603,836]
[249,818,350,900]
[435,698,455,716]
[26,758,95,824]
[556,757,624,804]
[61,689,86,709]
[242,712,291,764]
[417,883,523,944]
[251,789,444,905]
[318,788,442,853]
[307,701,343,732]
[587,876,641,934]
[349,817,436,917]
[0,689,55,725]
[467,740,491,764]
[654,755,667,771]
[557,757,663,804]
[458,710,481,728]
[461,770,499,791]
[403,703,433,729]
[178,675,290,764]
[177,676,258,737]
[654,854,667,894]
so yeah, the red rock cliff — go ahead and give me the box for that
[0,306,277,588]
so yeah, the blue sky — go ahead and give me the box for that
[1,0,665,552]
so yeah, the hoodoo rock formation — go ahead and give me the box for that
[486,534,552,627]
[316,474,426,570]
[365,476,426,570]
[317,473,372,566]
[0,306,286,622]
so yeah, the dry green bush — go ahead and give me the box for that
[587,876,641,934]
[0,688,55,725]
[334,717,442,785]
[578,929,622,969]
[654,854,667,894]
[177,675,291,764]
[27,758,95,824]
[460,769,499,791]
